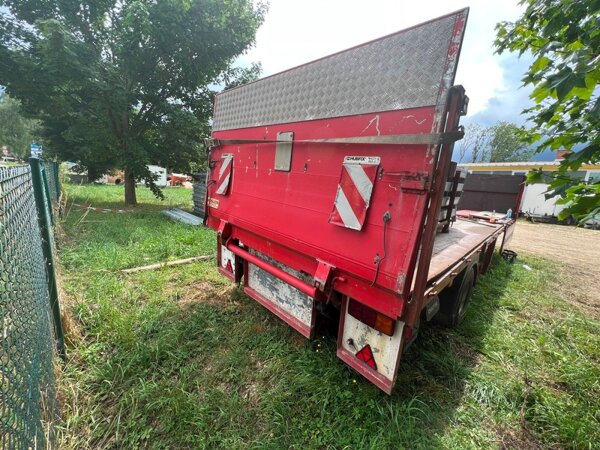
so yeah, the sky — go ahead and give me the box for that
[3,1,532,126]
[1,1,556,160]
[237,0,546,156]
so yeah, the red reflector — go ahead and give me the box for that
[348,299,396,336]
[356,344,377,370]
[225,259,233,273]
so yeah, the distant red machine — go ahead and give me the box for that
[168,173,191,186]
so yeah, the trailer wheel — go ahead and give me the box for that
[433,266,475,328]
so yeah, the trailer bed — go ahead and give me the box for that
[427,219,505,282]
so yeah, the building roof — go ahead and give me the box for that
[461,161,600,171]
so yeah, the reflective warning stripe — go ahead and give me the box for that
[345,163,374,204]
[215,155,233,195]
[329,163,378,231]
[332,186,362,230]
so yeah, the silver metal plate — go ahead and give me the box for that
[213,10,467,131]
[274,131,293,171]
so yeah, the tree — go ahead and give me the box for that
[0,0,265,204]
[488,122,534,162]
[0,93,41,158]
[496,0,600,222]
[455,122,535,163]
[455,123,492,163]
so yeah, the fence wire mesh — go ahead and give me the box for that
[0,165,59,449]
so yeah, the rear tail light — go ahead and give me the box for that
[225,259,233,273]
[348,299,396,336]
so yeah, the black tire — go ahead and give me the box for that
[433,266,475,328]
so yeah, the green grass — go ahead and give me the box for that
[57,184,600,449]
[61,184,211,271]
[0,160,25,167]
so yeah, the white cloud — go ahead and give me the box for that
[238,0,530,120]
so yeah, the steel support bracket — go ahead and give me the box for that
[313,260,335,292]
[217,220,232,240]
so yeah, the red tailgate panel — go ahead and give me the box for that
[209,110,434,295]
[207,9,468,315]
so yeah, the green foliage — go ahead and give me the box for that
[0,0,265,203]
[495,0,600,221]
[488,121,534,162]
[457,122,532,163]
[55,184,600,449]
[456,123,492,163]
[0,93,42,158]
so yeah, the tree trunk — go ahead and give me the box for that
[87,166,103,183]
[124,169,137,205]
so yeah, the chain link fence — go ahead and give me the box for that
[0,160,63,449]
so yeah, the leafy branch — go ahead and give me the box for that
[495,0,600,222]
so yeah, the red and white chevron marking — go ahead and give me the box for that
[329,163,378,231]
[215,154,233,195]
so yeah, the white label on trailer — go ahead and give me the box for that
[343,156,381,165]
[208,198,219,209]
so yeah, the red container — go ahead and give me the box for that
[206,9,514,393]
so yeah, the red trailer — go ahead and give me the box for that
[205,8,515,394]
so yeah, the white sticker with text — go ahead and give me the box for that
[343,156,381,165]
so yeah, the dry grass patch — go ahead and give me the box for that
[178,280,236,309]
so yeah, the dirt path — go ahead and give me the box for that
[510,221,600,318]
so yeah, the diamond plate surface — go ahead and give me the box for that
[214,11,466,131]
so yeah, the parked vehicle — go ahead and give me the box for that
[205,8,515,393]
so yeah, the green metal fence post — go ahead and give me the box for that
[40,164,56,226]
[53,161,62,217]
[29,157,66,360]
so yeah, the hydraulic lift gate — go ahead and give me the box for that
[207,9,469,392]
